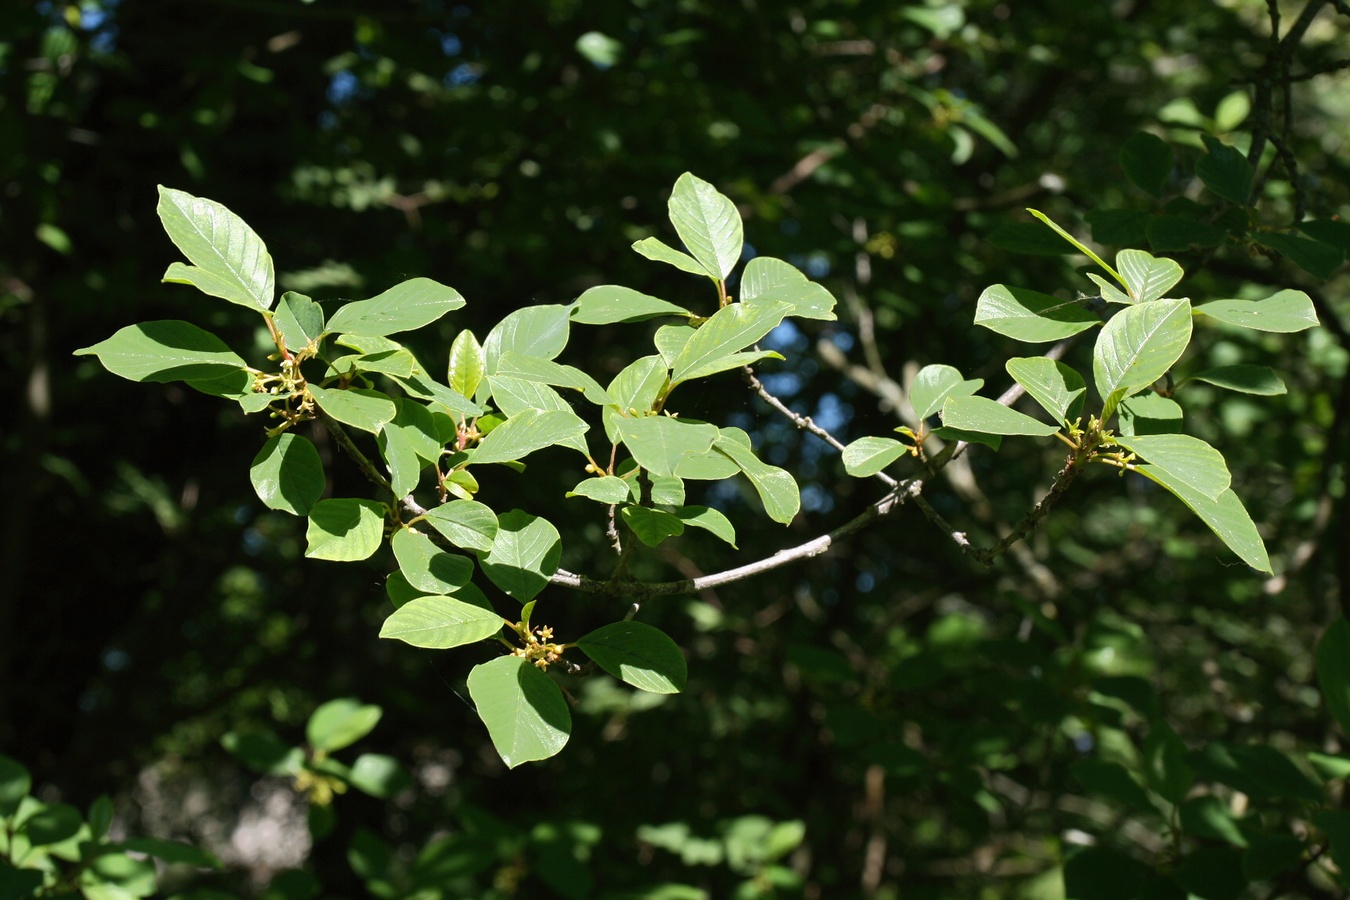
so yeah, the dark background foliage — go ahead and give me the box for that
[2,0,1348,897]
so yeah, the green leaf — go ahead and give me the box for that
[479,510,562,602]
[305,498,385,561]
[346,754,413,800]
[1186,742,1321,802]
[670,301,791,385]
[1118,392,1183,436]
[621,506,686,547]
[1143,722,1194,804]
[576,621,687,693]
[910,364,983,419]
[1179,795,1248,846]
[674,427,747,480]
[74,320,249,385]
[393,372,483,418]
[393,398,444,463]
[1196,134,1252,205]
[1253,231,1344,280]
[486,378,588,457]
[378,422,422,499]
[81,849,158,898]
[571,285,691,324]
[0,862,43,897]
[307,698,382,753]
[1146,215,1227,252]
[221,729,299,775]
[940,395,1060,436]
[668,172,743,281]
[1308,751,1350,781]
[608,355,669,417]
[483,305,572,374]
[1120,132,1173,197]
[467,656,571,768]
[1313,810,1350,881]
[156,185,275,311]
[118,837,222,868]
[713,436,800,524]
[633,236,715,278]
[495,351,613,406]
[379,595,505,649]
[615,416,719,477]
[987,221,1081,256]
[841,436,908,477]
[673,505,737,547]
[1116,248,1183,303]
[1113,433,1230,499]
[0,755,31,817]
[1194,289,1319,333]
[472,408,588,464]
[568,475,633,505]
[1087,272,1134,306]
[1185,364,1286,396]
[88,795,113,840]
[250,433,325,516]
[1135,466,1270,572]
[308,385,397,434]
[274,291,325,352]
[448,329,486,399]
[17,802,80,847]
[344,348,416,378]
[1026,208,1122,281]
[1005,357,1087,424]
[324,277,465,337]
[391,528,474,594]
[655,323,696,367]
[1242,835,1305,882]
[649,474,685,506]
[1087,208,1150,246]
[1317,619,1350,737]
[1093,298,1192,403]
[422,501,499,553]
[739,257,837,320]
[1071,760,1156,812]
[1297,219,1350,252]
[973,284,1099,342]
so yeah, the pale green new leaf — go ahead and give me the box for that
[910,364,983,419]
[307,699,381,753]
[156,185,275,311]
[305,498,385,561]
[1114,433,1231,499]
[1194,290,1319,333]
[1026,208,1122,282]
[249,433,324,516]
[378,422,422,499]
[655,324,696,367]
[479,510,562,602]
[674,505,737,547]
[1093,298,1192,403]
[391,528,474,594]
[668,172,743,280]
[1117,249,1183,303]
[571,285,691,324]
[614,416,719,477]
[739,257,838,320]
[448,329,486,399]
[632,236,715,279]
[1186,365,1286,396]
[74,320,248,384]
[422,500,498,553]
[393,373,482,418]
[670,301,791,385]
[567,475,633,505]
[1134,465,1271,573]
[841,436,908,477]
[621,506,686,547]
[325,278,465,337]
[974,284,1099,342]
[576,621,687,693]
[467,656,571,768]
[379,596,505,649]
[1088,272,1134,306]
[274,291,324,352]
[308,384,397,434]
[472,408,589,464]
[713,436,800,524]
[1005,357,1087,424]
[941,395,1060,436]
[483,305,572,373]
[605,356,669,442]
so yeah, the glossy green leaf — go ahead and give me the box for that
[1317,619,1350,737]
[379,595,505,649]
[393,372,482,418]
[1120,132,1173,197]
[910,364,983,420]
[973,284,1099,342]
[1026,208,1121,280]
[655,323,696,367]
[483,305,571,373]
[307,698,382,753]
[1087,272,1134,306]
[378,421,422,499]
[670,301,791,385]
[621,506,686,547]
[486,377,588,456]
[422,500,499,553]
[1186,742,1321,802]
[1307,751,1350,781]
[668,172,743,281]
[1195,289,1319,333]
[1196,134,1252,205]
[1113,433,1230,499]
[571,285,691,324]
[568,475,633,504]
[713,436,800,524]
[0,755,31,817]
[632,236,715,279]
[1135,466,1270,572]
[1071,760,1156,812]
[467,656,571,768]
[674,428,746,480]
[472,408,589,464]
[1179,795,1247,846]
[308,385,397,434]
[1005,357,1087,423]
[841,436,908,477]
[607,355,668,419]
[495,351,612,406]
[346,754,413,800]
[615,416,719,477]
[479,510,562,602]
[305,498,385,561]
[1118,392,1183,436]
[941,395,1060,436]
[391,528,474,594]
[345,348,416,378]
[88,795,113,841]
[1093,298,1192,404]
[576,621,687,693]
[324,277,464,337]
[274,291,325,352]
[157,185,275,311]
[674,505,737,547]
[1116,248,1183,303]
[81,849,158,898]
[1186,364,1286,395]
[649,474,685,506]
[74,320,249,385]
[250,433,325,516]
[739,257,837,320]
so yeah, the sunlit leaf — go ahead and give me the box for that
[379,595,505,649]
[467,656,571,768]
[157,185,275,311]
[668,172,743,281]
[576,621,687,693]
